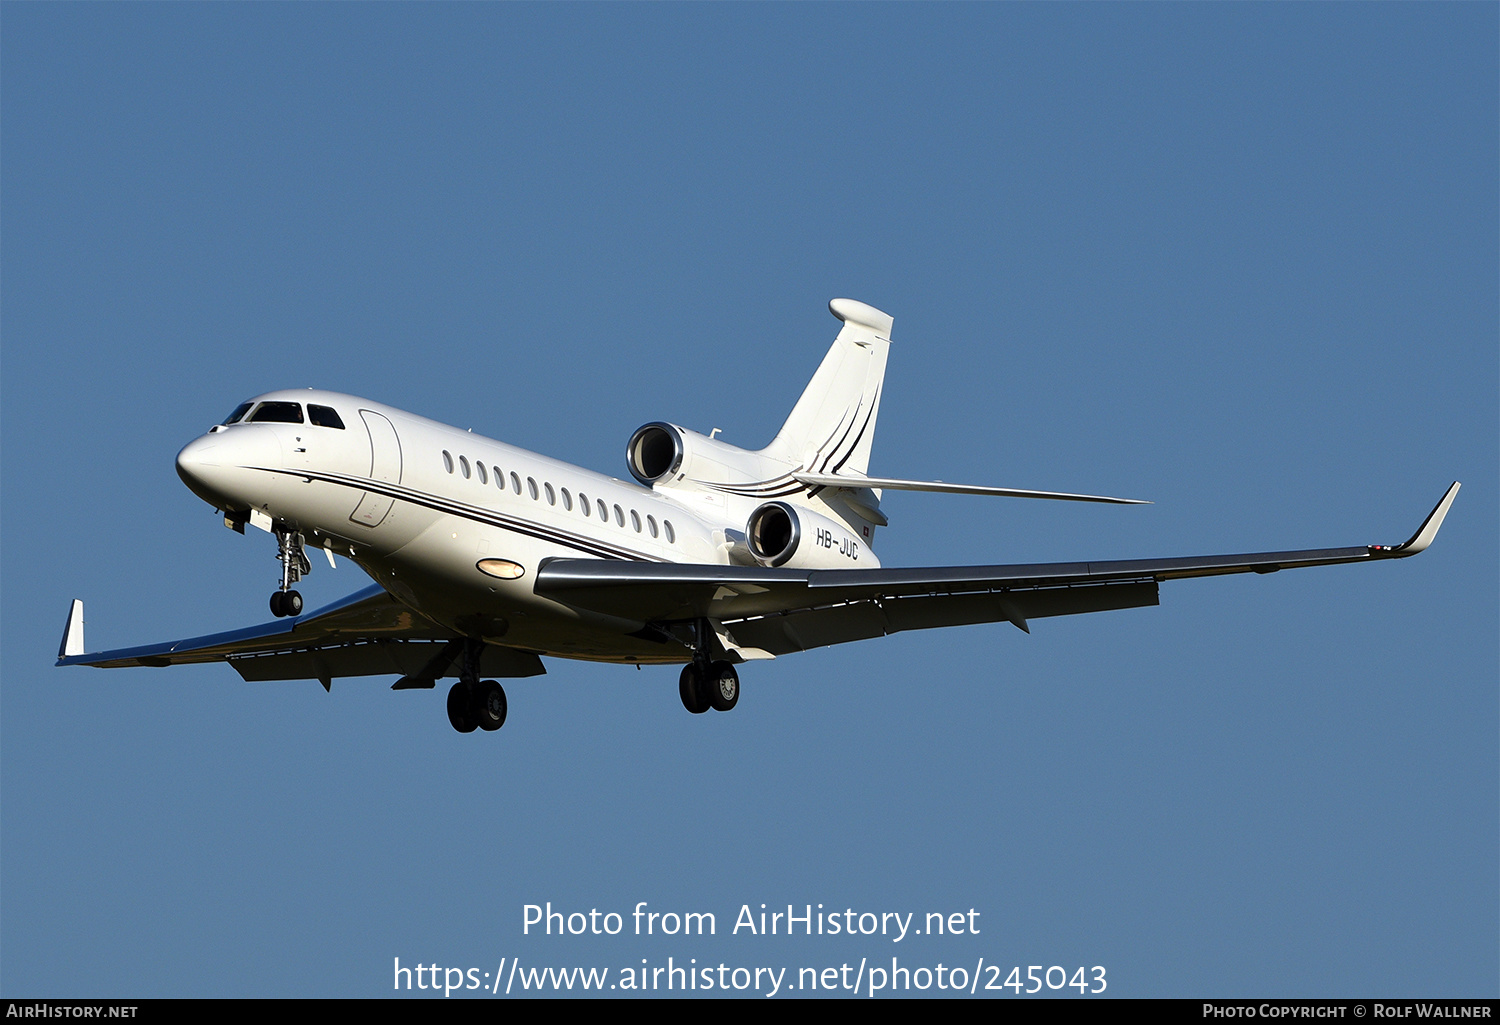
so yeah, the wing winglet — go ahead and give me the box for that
[58,599,85,659]
[1384,481,1460,556]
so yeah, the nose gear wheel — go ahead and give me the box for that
[269,528,311,618]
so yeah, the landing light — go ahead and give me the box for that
[476,559,525,580]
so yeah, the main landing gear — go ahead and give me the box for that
[446,639,508,734]
[269,527,311,618]
[679,658,739,715]
[676,618,741,716]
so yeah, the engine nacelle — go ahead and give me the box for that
[626,422,684,484]
[746,501,865,569]
[626,422,786,488]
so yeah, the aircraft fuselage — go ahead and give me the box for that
[176,389,764,663]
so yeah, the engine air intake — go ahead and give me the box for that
[747,502,801,567]
[626,422,684,485]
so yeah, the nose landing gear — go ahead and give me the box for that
[269,527,311,618]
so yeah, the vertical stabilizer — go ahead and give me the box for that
[764,298,892,477]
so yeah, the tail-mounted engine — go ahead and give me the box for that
[626,421,788,489]
[746,501,864,569]
[626,422,686,485]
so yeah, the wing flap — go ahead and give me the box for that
[718,581,1161,655]
[881,580,1159,631]
[730,602,890,655]
[228,640,544,683]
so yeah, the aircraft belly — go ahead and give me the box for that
[365,516,681,661]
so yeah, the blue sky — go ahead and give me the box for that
[3,4,1495,998]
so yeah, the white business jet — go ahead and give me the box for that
[56,299,1460,734]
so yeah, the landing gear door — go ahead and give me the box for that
[350,410,403,528]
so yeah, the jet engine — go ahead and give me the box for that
[626,422,786,488]
[626,422,686,484]
[746,500,864,569]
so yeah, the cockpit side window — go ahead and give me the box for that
[249,401,305,424]
[222,402,254,426]
[308,404,345,429]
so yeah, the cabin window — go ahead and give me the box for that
[630,510,641,532]
[510,472,521,495]
[578,492,588,514]
[494,468,504,489]
[308,405,345,429]
[598,500,609,522]
[664,520,676,543]
[476,462,487,485]
[442,451,454,474]
[560,487,572,511]
[647,515,658,538]
[222,402,253,426]
[544,482,556,505]
[249,401,304,424]
[613,504,625,527]
[459,456,471,479]
[527,477,539,500]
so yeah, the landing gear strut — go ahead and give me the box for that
[269,527,311,618]
[446,638,508,734]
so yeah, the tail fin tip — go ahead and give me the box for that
[829,298,894,337]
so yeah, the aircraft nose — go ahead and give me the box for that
[176,429,280,508]
[176,434,218,479]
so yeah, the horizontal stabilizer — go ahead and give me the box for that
[794,473,1149,505]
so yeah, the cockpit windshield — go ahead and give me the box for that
[249,401,305,424]
[308,404,345,429]
[222,400,345,428]
[221,401,254,426]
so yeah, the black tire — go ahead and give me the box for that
[284,590,303,617]
[269,591,285,618]
[476,680,507,731]
[707,660,739,712]
[447,682,478,733]
[679,664,709,714]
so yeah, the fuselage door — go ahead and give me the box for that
[349,410,403,528]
